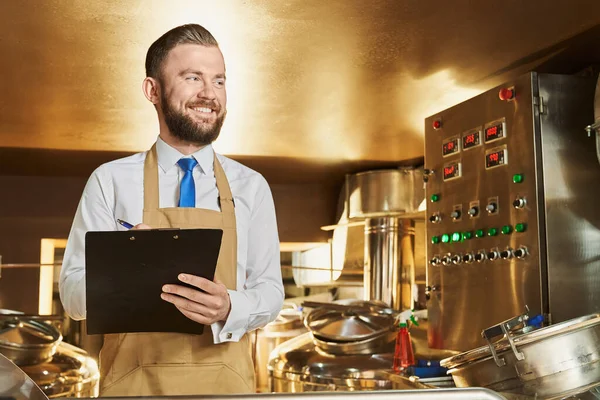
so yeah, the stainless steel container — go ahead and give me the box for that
[20,342,99,398]
[441,314,600,399]
[346,168,424,220]
[0,318,62,366]
[268,332,431,392]
[253,304,307,393]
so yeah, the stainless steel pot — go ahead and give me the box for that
[0,318,62,366]
[441,313,600,399]
[268,332,432,392]
[19,342,99,398]
[253,304,308,393]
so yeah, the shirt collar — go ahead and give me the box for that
[155,136,214,174]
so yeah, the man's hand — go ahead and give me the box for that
[161,274,231,325]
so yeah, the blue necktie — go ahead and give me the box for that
[177,158,198,207]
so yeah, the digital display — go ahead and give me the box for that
[443,161,461,181]
[462,131,481,150]
[484,121,505,143]
[442,137,460,156]
[485,149,507,169]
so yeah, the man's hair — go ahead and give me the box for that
[145,24,219,80]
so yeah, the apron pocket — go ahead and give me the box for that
[101,363,253,396]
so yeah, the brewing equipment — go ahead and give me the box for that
[268,168,436,392]
[424,72,600,352]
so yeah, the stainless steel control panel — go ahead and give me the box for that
[424,72,600,351]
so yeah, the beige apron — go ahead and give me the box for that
[98,144,255,396]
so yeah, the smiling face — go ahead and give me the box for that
[156,44,227,146]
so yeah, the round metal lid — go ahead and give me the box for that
[0,319,61,349]
[441,313,600,369]
[304,300,396,342]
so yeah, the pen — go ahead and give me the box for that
[117,219,134,229]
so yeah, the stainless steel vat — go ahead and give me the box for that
[441,314,600,399]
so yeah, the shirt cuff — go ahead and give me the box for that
[210,289,249,343]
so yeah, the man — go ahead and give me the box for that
[59,24,284,396]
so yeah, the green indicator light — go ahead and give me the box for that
[431,236,440,244]
[488,227,498,236]
[515,223,527,233]
[501,225,513,235]
[475,229,484,238]
[462,231,473,240]
[430,194,440,202]
[452,232,461,242]
[513,173,524,184]
[441,234,450,243]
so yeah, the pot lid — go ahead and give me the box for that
[441,313,600,369]
[304,300,396,342]
[0,319,61,350]
[0,352,49,400]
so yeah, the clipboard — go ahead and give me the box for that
[84,228,223,335]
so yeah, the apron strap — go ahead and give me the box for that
[143,144,160,211]
[213,154,236,229]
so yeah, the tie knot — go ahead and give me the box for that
[177,157,198,172]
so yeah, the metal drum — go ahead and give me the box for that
[441,313,600,399]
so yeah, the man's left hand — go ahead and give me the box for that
[161,274,231,325]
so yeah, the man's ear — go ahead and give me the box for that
[142,77,160,105]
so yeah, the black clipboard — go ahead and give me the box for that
[84,228,223,335]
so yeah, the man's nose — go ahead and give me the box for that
[197,78,216,100]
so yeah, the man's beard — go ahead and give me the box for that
[160,91,226,146]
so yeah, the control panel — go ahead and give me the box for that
[424,74,543,351]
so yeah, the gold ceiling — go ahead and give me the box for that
[0,0,599,164]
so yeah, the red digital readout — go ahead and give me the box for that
[444,165,455,176]
[446,141,455,150]
[465,134,475,144]
[486,126,498,138]
[489,152,499,162]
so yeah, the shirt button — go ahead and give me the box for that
[226,333,232,339]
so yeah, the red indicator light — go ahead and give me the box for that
[499,88,514,101]
[433,120,442,130]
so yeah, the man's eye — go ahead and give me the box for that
[186,76,200,81]
[214,79,225,87]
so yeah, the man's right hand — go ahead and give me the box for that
[132,223,152,229]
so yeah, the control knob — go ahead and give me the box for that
[468,206,479,217]
[486,203,498,214]
[500,249,514,259]
[513,197,526,209]
[474,251,487,262]
[441,255,452,265]
[487,250,500,261]
[450,210,461,220]
[429,213,442,224]
[451,254,462,265]
[430,257,441,266]
[515,246,529,259]
[462,253,474,263]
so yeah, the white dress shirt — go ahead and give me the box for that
[59,137,284,344]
